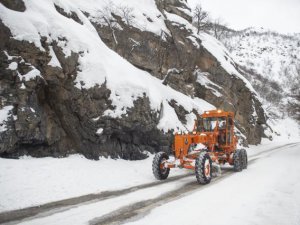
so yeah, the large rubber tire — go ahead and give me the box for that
[152,152,170,180]
[233,149,243,172]
[241,149,248,169]
[195,152,212,184]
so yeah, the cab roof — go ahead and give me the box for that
[201,110,234,118]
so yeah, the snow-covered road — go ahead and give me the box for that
[1,141,299,225]
[125,142,300,225]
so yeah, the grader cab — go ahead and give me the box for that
[152,110,248,184]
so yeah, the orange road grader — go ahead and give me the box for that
[152,110,248,184]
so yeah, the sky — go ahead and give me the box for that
[187,0,300,34]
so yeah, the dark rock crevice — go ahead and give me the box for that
[0,0,26,12]
[54,4,83,25]
[168,99,189,125]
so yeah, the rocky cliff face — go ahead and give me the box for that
[0,0,266,159]
[92,0,266,142]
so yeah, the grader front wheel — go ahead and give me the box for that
[152,152,170,180]
[195,152,212,184]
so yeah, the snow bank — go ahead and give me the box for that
[265,117,300,142]
[0,154,189,212]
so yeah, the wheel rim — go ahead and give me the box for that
[204,159,211,178]
[160,159,168,174]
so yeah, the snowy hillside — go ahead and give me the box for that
[0,0,269,159]
[0,0,212,131]
[222,28,300,122]
[1,1,300,225]
[223,28,300,89]
[0,0,262,132]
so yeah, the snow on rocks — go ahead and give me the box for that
[72,0,171,37]
[48,46,62,68]
[0,105,13,132]
[92,116,100,121]
[96,128,103,135]
[0,0,217,133]
[18,66,42,82]
[7,62,18,70]
[0,0,258,135]
[195,70,223,97]
[157,100,187,133]
[20,83,26,89]
[164,11,258,95]
[198,32,258,95]
[187,35,200,48]
[3,51,14,60]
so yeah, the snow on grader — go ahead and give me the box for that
[152,110,248,184]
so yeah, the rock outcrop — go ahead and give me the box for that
[0,0,266,159]
[0,0,26,12]
[92,0,266,144]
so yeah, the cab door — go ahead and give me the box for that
[226,116,234,145]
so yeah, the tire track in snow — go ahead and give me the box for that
[0,142,298,224]
[0,174,192,224]
[89,170,235,225]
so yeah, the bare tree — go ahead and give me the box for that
[97,1,119,44]
[291,63,300,96]
[97,1,117,29]
[97,2,137,44]
[118,5,135,26]
[193,4,210,34]
[211,18,228,40]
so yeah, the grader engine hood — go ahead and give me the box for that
[173,133,208,158]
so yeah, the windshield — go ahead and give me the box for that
[197,117,226,132]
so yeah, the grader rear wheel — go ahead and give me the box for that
[152,152,170,180]
[241,149,248,169]
[233,149,243,172]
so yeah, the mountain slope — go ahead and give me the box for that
[224,28,300,88]
[0,0,266,159]
[222,28,300,122]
